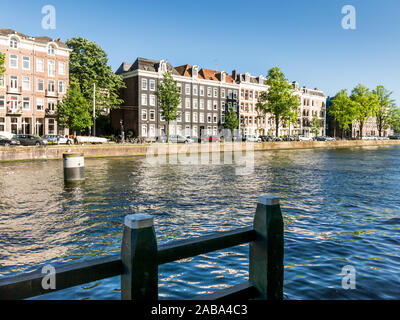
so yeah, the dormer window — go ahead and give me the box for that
[159,60,167,73]
[258,76,265,85]
[10,37,18,49]
[245,72,250,83]
[221,72,226,82]
[48,45,55,55]
[192,65,199,78]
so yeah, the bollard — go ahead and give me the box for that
[249,195,284,300]
[121,214,158,300]
[63,153,85,182]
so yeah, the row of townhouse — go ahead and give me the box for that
[0,29,70,136]
[111,57,327,138]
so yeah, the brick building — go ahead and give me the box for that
[0,29,70,136]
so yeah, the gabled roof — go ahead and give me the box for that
[175,64,192,77]
[0,28,68,48]
[198,68,235,83]
[116,57,180,75]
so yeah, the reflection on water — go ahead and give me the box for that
[0,146,400,299]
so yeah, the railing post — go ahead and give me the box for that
[121,214,158,300]
[249,195,284,300]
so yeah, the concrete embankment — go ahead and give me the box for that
[0,140,399,162]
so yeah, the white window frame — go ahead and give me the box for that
[193,99,198,109]
[150,79,156,91]
[185,112,190,122]
[58,81,66,94]
[22,97,30,110]
[22,76,30,91]
[185,84,191,95]
[185,98,191,109]
[200,99,204,110]
[0,95,5,109]
[48,60,55,77]
[22,56,30,70]
[193,112,198,123]
[149,109,155,121]
[36,58,44,72]
[10,54,18,69]
[141,94,147,106]
[193,85,198,96]
[0,75,5,88]
[36,98,44,111]
[213,88,218,98]
[37,78,44,91]
[58,61,66,75]
[149,94,156,106]
[48,79,55,93]
[142,78,148,90]
[200,86,204,96]
[10,38,18,48]
[141,109,148,121]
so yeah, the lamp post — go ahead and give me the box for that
[92,83,96,136]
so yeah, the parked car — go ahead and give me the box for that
[298,135,313,141]
[43,134,73,145]
[14,134,48,146]
[200,135,221,143]
[187,136,208,143]
[0,131,15,140]
[259,135,274,142]
[0,135,20,147]
[166,135,194,143]
[283,135,296,141]
[389,135,400,140]
[242,135,261,142]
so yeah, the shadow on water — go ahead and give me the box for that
[0,146,400,299]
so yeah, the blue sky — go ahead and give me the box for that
[1,0,399,104]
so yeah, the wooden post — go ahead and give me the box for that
[121,214,158,300]
[249,195,284,300]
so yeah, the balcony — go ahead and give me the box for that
[45,108,56,117]
[45,90,59,98]
[6,108,22,116]
[6,85,22,95]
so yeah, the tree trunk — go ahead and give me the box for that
[275,118,279,138]
[167,121,170,143]
[359,121,364,139]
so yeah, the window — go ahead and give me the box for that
[185,126,191,136]
[193,125,198,136]
[10,37,18,48]
[149,94,156,106]
[213,88,218,98]
[48,80,55,93]
[48,119,55,134]
[185,84,190,95]
[10,96,18,110]
[207,87,212,97]
[141,94,147,105]
[177,83,182,93]
[10,54,18,68]
[221,101,225,110]
[48,100,55,111]
[141,109,147,121]
[228,90,233,99]
[23,97,30,110]
[0,117,5,131]
[48,45,55,55]
[59,62,66,75]
[193,112,198,122]
[11,118,18,134]
[10,75,18,89]
[149,110,155,121]
[37,79,44,91]
[36,58,44,72]
[36,98,44,111]
[22,76,30,90]
[150,80,155,91]
[0,75,4,87]
[193,85,198,96]
[185,98,191,108]
[142,79,148,90]
[160,114,165,121]
[213,126,218,135]
[213,114,218,123]
[149,124,155,137]
[22,56,30,70]
[207,100,212,110]
[200,99,204,110]
[48,60,55,77]
[193,99,198,109]
[221,89,225,98]
[0,96,5,109]
[207,113,212,123]
[200,86,204,96]
[185,112,190,122]
[234,91,238,99]
[199,113,204,123]
[213,101,218,110]
[58,81,66,94]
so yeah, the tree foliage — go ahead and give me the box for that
[66,37,125,116]
[224,106,239,134]
[0,53,5,77]
[390,108,400,133]
[256,67,300,137]
[372,85,396,136]
[310,114,321,136]
[155,71,181,142]
[350,84,379,138]
[329,89,356,137]
[56,82,93,132]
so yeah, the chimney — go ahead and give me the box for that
[232,70,237,81]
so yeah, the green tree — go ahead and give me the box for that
[389,108,400,134]
[56,82,93,133]
[372,85,396,137]
[0,53,5,77]
[329,90,355,138]
[224,106,239,135]
[350,84,379,139]
[310,114,321,137]
[155,71,181,143]
[256,67,300,137]
[66,38,125,120]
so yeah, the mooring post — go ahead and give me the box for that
[249,195,284,300]
[63,153,85,182]
[121,214,158,300]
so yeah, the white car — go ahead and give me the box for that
[298,135,313,141]
[243,135,261,142]
[0,131,15,140]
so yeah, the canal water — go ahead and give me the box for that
[0,146,399,299]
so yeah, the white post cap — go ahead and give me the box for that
[258,195,280,206]
[124,214,154,229]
